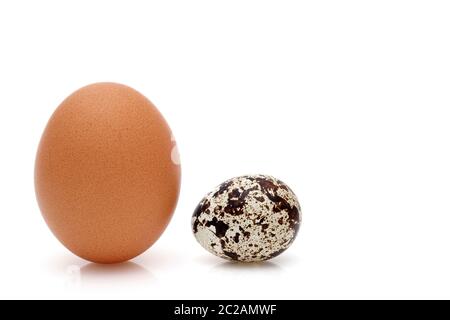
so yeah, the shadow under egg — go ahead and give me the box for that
[213,260,283,272]
[78,261,156,289]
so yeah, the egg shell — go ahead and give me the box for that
[192,175,301,262]
[35,83,181,264]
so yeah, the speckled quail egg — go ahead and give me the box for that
[192,175,301,262]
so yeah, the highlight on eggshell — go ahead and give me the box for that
[35,82,181,264]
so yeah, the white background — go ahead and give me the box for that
[1,0,450,299]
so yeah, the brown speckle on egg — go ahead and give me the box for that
[191,175,301,262]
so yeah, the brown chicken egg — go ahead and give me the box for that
[35,83,181,264]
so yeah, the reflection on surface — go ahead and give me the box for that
[83,261,150,276]
[65,261,155,289]
[207,260,284,289]
[213,260,283,272]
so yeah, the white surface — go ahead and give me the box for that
[1,0,450,299]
